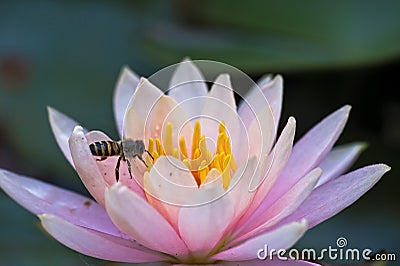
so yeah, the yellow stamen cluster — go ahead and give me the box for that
[146,121,237,189]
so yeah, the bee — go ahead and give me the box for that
[89,139,153,182]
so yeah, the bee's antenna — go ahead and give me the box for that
[145,150,154,161]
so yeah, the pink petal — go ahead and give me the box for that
[0,169,122,237]
[124,78,192,149]
[48,106,84,167]
[69,126,108,206]
[263,105,351,208]
[144,156,198,229]
[256,75,283,131]
[40,214,165,263]
[85,131,146,199]
[178,184,234,256]
[238,75,283,133]
[212,220,307,261]
[317,142,367,187]
[232,168,321,245]
[113,66,140,137]
[201,74,243,158]
[105,183,189,258]
[276,164,390,229]
[123,77,162,140]
[240,117,296,224]
[246,104,275,163]
[208,74,236,110]
[168,58,208,118]
[221,259,319,266]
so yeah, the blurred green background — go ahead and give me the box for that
[0,0,399,265]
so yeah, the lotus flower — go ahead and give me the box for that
[0,59,390,265]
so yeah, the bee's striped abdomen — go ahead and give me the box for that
[89,141,121,157]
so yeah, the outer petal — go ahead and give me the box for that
[113,66,140,137]
[238,75,283,133]
[233,168,321,245]
[40,214,165,263]
[263,105,351,207]
[0,169,123,237]
[212,220,307,261]
[316,142,367,187]
[276,164,390,229]
[246,117,296,214]
[69,126,108,206]
[168,58,208,118]
[105,183,189,258]
[221,260,319,266]
[48,106,84,167]
[178,184,234,256]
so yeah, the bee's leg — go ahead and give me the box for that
[136,155,149,168]
[97,156,107,161]
[115,156,123,182]
[145,150,154,161]
[125,156,133,179]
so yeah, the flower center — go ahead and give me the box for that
[146,121,237,189]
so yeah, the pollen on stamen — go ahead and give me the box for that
[147,120,237,189]
[179,136,188,159]
[172,148,179,159]
[155,138,164,156]
[163,122,173,155]
[192,121,201,157]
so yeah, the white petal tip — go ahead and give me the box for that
[299,218,308,228]
[107,182,129,196]
[356,142,369,151]
[0,169,9,183]
[264,74,283,87]
[382,164,391,173]
[274,74,283,83]
[181,57,192,62]
[46,106,54,113]
[111,181,124,190]
[287,116,296,125]
[370,163,391,175]
[343,104,352,113]
[73,125,84,133]
[47,106,61,119]
[120,65,133,74]
[215,73,231,86]
[38,213,50,221]
[138,77,148,85]
[313,167,323,176]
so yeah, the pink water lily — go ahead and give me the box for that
[0,59,390,265]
